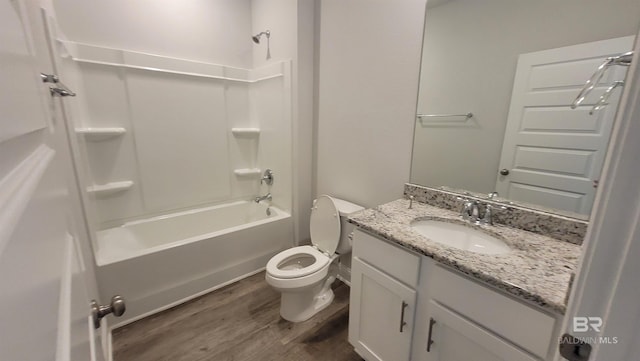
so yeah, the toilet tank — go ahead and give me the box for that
[331,198,365,254]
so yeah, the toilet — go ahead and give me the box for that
[265,195,364,322]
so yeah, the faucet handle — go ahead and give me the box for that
[261,169,274,185]
[407,195,415,209]
[456,196,474,219]
[483,203,496,223]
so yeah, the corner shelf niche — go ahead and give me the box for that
[75,127,126,141]
[86,181,133,198]
[233,168,261,177]
[231,128,260,137]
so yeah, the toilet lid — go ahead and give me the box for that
[310,195,341,254]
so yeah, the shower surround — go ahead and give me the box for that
[60,40,294,325]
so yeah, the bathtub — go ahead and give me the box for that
[94,201,292,327]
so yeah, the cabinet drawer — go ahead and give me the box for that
[353,229,420,287]
[430,265,557,359]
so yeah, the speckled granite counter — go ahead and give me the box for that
[348,199,582,315]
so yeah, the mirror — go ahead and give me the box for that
[411,0,640,219]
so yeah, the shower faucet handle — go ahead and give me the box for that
[261,169,274,185]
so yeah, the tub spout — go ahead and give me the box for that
[254,193,272,203]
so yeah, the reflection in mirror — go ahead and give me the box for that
[410,0,640,218]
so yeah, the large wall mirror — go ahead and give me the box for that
[411,0,640,219]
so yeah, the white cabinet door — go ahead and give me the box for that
[424,301,539,361]
[349,257,416,361]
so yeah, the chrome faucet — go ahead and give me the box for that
[458,197,481,222]
[457,195,506,225]
[254,192,272,203]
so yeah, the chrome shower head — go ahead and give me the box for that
[252,30,270,44]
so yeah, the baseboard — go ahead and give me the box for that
[338,262,352,286]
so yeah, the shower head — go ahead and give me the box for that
[252,30,270,44]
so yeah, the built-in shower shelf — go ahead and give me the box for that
[231,128,260,136]
[233,168,261,177]
[87,181,134,198]
[75,127,126,141]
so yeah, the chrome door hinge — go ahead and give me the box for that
[40,73,76,97]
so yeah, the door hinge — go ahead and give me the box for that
[40,73,76,97]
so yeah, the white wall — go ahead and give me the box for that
[412,0,640,193]
[251,0,298,68]
[252,0,315,243]
[53,0,253,68]
[316,0,427,208]
[296,0,315,243]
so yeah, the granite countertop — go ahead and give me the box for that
[348,198,582,315]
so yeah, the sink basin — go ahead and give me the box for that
[410,219,511,254]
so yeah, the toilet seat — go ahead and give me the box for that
[266,245,330,279]
[309,195,341,255]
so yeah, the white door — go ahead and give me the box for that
[424,301,537,361]
[0,1,104,360]
[349,258,416,361]
[496,36,634,215]
[556,32,640,360]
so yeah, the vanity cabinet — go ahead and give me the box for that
[349,229,561,361]
[349,230,421,361]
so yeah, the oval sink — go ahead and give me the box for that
[410,219,511,255]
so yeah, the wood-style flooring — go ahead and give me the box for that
[112,271,363,361]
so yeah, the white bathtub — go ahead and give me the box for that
[94,201,292,326]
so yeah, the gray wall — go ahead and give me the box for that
[316,0,427,208]
[412,0,640,193]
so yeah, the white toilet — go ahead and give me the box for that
[265,195,364,322]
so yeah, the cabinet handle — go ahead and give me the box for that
[427,317,436,352]
[399,301,408,332]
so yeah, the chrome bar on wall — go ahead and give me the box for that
[417,112,473,122]
[571,51,633,109]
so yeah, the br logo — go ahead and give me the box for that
[573,317,603,332]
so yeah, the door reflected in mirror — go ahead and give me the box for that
[410,0,640,218]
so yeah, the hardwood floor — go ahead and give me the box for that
[112,271,363,361]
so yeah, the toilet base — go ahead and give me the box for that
[280,286,335,322]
